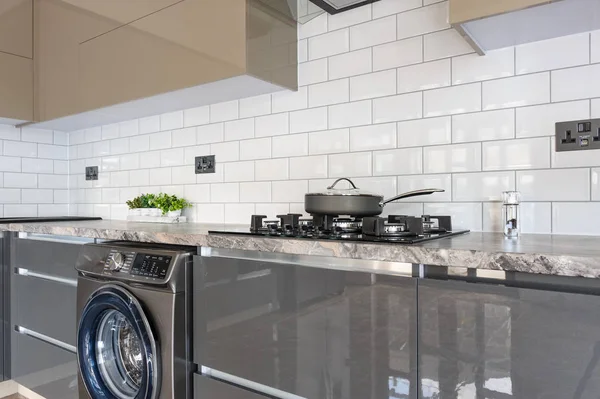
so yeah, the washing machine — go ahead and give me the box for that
[75,242,196,399]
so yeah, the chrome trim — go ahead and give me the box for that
[17,268,78,287]
[17,232,94,245]
[17,326,76,353]
[200,247,414,278]
[201,366,306,399]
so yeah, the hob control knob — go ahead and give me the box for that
[108,252,125,271]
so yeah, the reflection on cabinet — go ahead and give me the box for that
[449,0,550,25]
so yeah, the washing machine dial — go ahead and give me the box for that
[107,252,125,271]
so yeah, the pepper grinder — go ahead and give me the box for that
[502,191,520,238]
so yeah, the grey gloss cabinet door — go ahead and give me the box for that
[194,257,418,399]
[418,279,600,399]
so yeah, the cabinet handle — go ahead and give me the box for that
[16,326,76,354]
[16,268,77,287]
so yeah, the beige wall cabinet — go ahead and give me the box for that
[449,0,551,25]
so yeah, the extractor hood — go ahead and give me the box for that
[308,0,380,14]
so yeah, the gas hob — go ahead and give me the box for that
[209,214,469,244]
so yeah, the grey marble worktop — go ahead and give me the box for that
[2,219,600,278]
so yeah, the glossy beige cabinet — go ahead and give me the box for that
[34,0,297,130]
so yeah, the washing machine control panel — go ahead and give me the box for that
[130,253,172,279]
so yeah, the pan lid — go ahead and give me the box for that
[306,178,381,197]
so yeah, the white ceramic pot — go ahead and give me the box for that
[140,208,153,216]
[149,208,162,217]
[129,208,142,216]
[167,210,182,217]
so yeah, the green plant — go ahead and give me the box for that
[152,193,192,215]
[126,193,158,209]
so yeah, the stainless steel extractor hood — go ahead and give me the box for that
[309,0,380,14]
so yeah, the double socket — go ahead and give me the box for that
[555,118,600,152]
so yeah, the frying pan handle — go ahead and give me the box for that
[327,178,357,190]
[380,188,445,206]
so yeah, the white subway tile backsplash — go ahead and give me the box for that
[299,12,327,39]
[0,156,22,172]
[240,138,271,160]
[353,176,398,199]
[552,64,600,102]
[272,180,308,202]
[210,100,239,123]
[329,5,372,30]
[483,73,550,110]
[22,189,53,204]
[172,127,197,147]
[396,2,449,39]
[224,118,255,141]
[290,155,328,179]
[54,160,68,174]
[350,15,396,50]
[397,116,451,147]
[423,142,481,173]
[101,124,119,140]
[383,202,424,216]
[196,204,225,223]
[452,48,514,84]
[149,131,171,150]
[160,148,184,167]
[329,151,372,177]
[350,123,397,151]
[452,109,515,143]
[453,171,515,201]
[224,161,255,182]
[119,120,139,137]
[0,125,20,141]
[240,182,271,203]
[516,33,589,74]
[0,189,20,203]
[210,183,239,202]
[308,28,350,60]
[594,168,600,200]
[517,169,590,201]
[373,147,422,176]
[5,204,36,217]
[184,184,210,203]
[255,158,289,181]
[4,141,36,157]
[139,116,160,134]
[424,83,481,117]
[520,202,552,234]
[424,202,483,231]
[328,48,372,79]
[84,127,102,143]
[256,203,290,217]
[5,173,37,188]
[160,111,184,131]
[239,95,271,118]
[120,154,140,170]
[373,0,421,18]
[483,137,550,171]
[109,138,129,155]
[255,113,289,137]
[329,100,372,128]
[592,98,600,118]
[309,79,350,107]
[516,101,589,138]
[310,129,350,155]
[373,37,423,71]
[272,87,308,113]
[101,188,120,204]
[130,169,150,186]
[481,202,502,232]
[350,70,396,101]
[553,203,600,235]
[140,151,161,169]
[39,174,68,189]
[93,141,110,157]
[129,135,150,152]
[299,58,329,86]
[290,107,328,133]
[197,123,225,145]
[397,59,451,94]
[373,92,422,123]
[101,156,119,171]
[183,106,210,128]
[551,140,600,168]
[225,204,255,224]
[298,39,308,63]
[111,170,131,187]
[210,141,239,162]
[592,31,600,63]
[21,128,53,144]
[397,174,452,202]
[273,134,309,158]
[424,29,473,61]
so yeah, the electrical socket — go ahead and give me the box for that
[555,118,600,152]
[195,155,215,174]
[85,166,99,181]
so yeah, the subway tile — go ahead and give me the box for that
[139,116,160,134]
[160,148,184,167]
[423,142,482,173]
[329,151,372,177]
[109,138,129,155]
[290,155,328,179]
[160,111,184,130]
[77,144,93,158]
[197,204,225,223]
[350,70,396,101]
[21,127,53,144]
[255,158,289,181]
[424,83,481,117]
[224,118,255,141]
[69,130,84,146]
[593,168,600,200]
[328,5,372,30]
[516,101,589,138]
[256,203,290,217]
[240,137,271,160]
[210,183,239,203]
[299,12,327,39]
[452,109,515,143]
[483,73,550,110]
[552,64,600,102]
[225,204,255,224]
[183,106,210,127]
[172,127,197,147]
[119,187,140,204]
[117,120,138,138]
[397,174,452,202]
[211,141,239,162]
[373,92,422,123]
[519,203,552,234]
[310,129,350,155]
[309,79,350,107]
[452,48,514,84]
[183,184,210,203]
[397,59,451,94]
[372,0,421,18]
[129,135,150,152]
[272,180,308,202]
[119,154,140,170]
[197,123,224,144]
[516,33,589,74]
[139,150,161,169]
[39,174,68,189]
[398,116,451,147]
[255,113,289,138]
[329,100,372,129]
[299,58,328,86]
[53,160,68,174]
[239,95,271,118]
[383,202,423,217]
[184,145,210,165]
[4,141,36,157]
[272,134,309,157]
[350,123,397,151]
[593,30,600,63]
[92,141,110,157]
[373,147,422,176]
[22,189,53,204]
[149,168,171,186]
[453,171,515,201]
[39,144,68,160]
[5,204,37,217]
[0,189,20,203]
[290,107,327,133]
[352,176,398,199]
[101,188,120,204]
[85,188,102,203]
[483,137,550,171]
[224,161,255,182]
[592,98,600,118]
[553,203,600,235]
[149,131,171,150]
[423,202,483,231]
[130,170,150,186]
[240,182,271,203]
[4,173,37,188]
[481,202,502,232]
[298,39,308,63]
[308,28,350,60]
[84,127,102,143]
[350,15,396,50]
[551,140,600,168]
[101,124,119,140]
[210,100,239,123]
[271,87,308,113]
[517,169,590,201]
[108,204,128,220]
[101,156,119,171]
[171,165,196,185]
[111,170,131,187]
[424,29,473,61]
[396,2,449,39]
[373,37,422,71]
[0,125,20,141]
[328,48,372,79]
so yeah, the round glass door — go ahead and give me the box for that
[78,285,160,399]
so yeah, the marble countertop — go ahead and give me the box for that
[2,219,600,278]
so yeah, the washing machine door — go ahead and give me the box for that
[78,284,160,399]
